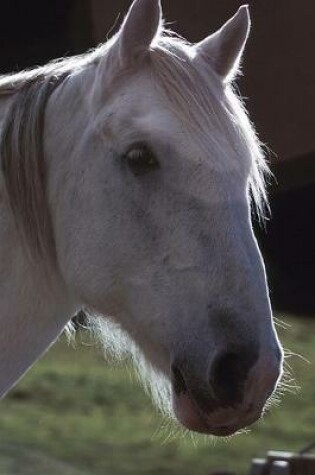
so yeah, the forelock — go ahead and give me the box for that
[148,33,269,218]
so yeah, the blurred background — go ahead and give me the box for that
[0,1,314,474]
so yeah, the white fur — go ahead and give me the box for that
[0,0,281,428]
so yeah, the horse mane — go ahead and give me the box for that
[0,51,102,262]
[147,35,269,217]
[0,30,268,264]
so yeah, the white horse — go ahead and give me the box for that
[0,0,282,436]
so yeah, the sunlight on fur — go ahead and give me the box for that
[86,312,173,418]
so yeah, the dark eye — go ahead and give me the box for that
[123,145,160,176]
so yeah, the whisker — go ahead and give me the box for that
[273,316,291,329]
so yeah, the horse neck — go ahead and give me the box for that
[0,97,75,395]
[0,65,94,396]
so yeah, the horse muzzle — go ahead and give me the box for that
[171,343,283,436]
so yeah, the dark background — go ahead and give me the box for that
[0,0,314,314]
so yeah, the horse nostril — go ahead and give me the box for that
[209,347,259,406]
[171,364,187,396]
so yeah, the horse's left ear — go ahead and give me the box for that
[195,5,251,82]
[118,0,162,65]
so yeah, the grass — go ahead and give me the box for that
[0,314,313,475]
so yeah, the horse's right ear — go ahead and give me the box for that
[118,0,162,65]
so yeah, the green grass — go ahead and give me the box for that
[0,315,313,475]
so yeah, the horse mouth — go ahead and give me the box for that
[172,388,263,436]
[171,365,264,436]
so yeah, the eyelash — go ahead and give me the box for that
[122,144,160,176]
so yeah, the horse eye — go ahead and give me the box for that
[123,145,160,176]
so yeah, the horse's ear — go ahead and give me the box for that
[118,0,162,65]
[195,5,250,82]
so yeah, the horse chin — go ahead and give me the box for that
[172,390,263,437]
